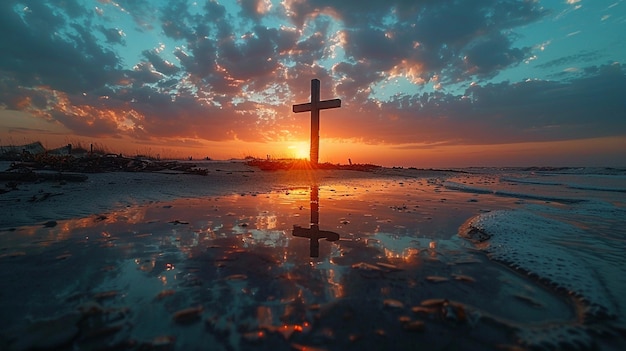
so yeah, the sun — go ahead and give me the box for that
[289,142,309,160]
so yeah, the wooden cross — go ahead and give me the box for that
[292,186,339,257]
[292,79,341,165]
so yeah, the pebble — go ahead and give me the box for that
[426,276,449,283]
[93,290,119,301]
[398,316,411,323]
[411,306,436,315]
[56,253,72,260]
[155,289,176,299]
[420,298,447,307]
[452,274,476,282]
[383,299,405,308]
[172,306,203,324]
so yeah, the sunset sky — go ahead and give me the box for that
[1,0,625,167]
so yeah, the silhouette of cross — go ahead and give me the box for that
[292,186,339,257]
[293,224,340,258]
[292,79,341,165]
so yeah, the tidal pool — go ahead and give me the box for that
[1,174,624,350]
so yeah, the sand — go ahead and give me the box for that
[1,162,625,350]
[0,160,450,229]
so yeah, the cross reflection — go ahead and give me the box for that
[292,186,340,257]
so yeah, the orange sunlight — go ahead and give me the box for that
[288,141,310,160]
[2,109,624,167]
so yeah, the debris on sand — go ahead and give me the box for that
[246,159,381,172]
[1,152,208,182]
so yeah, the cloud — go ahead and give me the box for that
[462,33,529,77]
[286,0,548,84]
[1,0,622,154]
[142,49,180,76]
[327,63,626,145]
[239,0,273,20]
[535,51,601,69]
[0,1,122,94]
[99,26,126,45]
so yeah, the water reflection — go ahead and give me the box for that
[1,176,610,350]
[291,185,339,257]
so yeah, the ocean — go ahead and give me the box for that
[1,167,624,350]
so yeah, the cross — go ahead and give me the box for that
[292,79,341,165]
[292,186,339,257]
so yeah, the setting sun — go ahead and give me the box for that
[289,142,310,160]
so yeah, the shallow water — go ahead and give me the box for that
[1,168,625,350]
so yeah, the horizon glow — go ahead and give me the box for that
[0,0,625,167]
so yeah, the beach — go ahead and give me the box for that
[0,160,454,229]
[1,162,625,350]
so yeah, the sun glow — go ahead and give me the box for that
[288,142,309,159]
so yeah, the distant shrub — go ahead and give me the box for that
[246,159,381,172]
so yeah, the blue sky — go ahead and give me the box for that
[0,0,625,166]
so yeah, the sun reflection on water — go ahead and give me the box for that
[2,176,608,349]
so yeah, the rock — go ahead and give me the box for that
[172,306,203,324]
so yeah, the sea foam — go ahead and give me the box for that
[458,206,626,348]
[459,209,615,319]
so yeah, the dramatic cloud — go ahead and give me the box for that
[330,62,626,145]
[0,0,624,157]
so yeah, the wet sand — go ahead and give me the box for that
[0,161,451,229]
[1,163,625,350]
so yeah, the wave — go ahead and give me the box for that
[456,166,626,176]
[502,177,626,193]
[443,181,586,203]
[459,209,615,318]
[519,167,626,176]
[458,208,625,348]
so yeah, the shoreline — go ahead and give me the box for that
[0,161,456,229]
